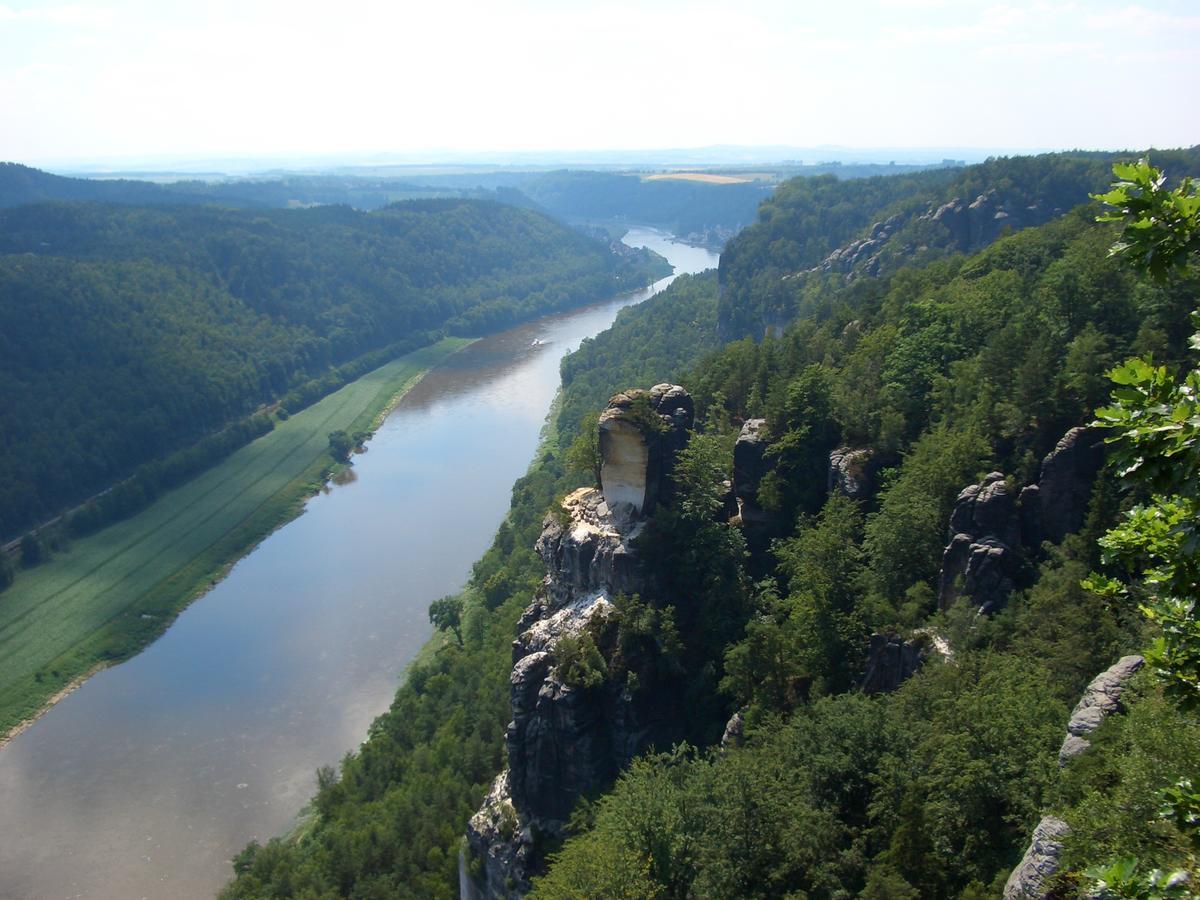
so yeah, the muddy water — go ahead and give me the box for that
[0,228,719,899]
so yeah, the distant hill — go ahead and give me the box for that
[0,197,665,540]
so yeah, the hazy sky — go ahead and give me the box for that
[1,0,1196,165]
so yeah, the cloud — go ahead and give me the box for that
[1085,4,1200,33]
[0,3,114,28]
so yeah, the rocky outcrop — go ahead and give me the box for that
[1003,816,1070,900]
[828,446,876,503]
[937,425,1112,615]
[598,384,693,522]
[1058,654,1144,766]
[732,418,769,523]
[1033,426,1107,545]
[465,387,696,899]
[810,214,905,278]
[720,707,746,750]
[1004,655,1145,898]
[861,633,926,694]
[938,473,1022,613]
[923,189,1028,252]
[534,487,645,607]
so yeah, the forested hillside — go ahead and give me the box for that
[0,199,666,541]
[717,149,1200,338]
[221,150,1200,898]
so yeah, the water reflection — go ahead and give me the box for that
[0,228,719,899]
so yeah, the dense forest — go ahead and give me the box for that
[221,148,1200,898]
[0,197,666,541]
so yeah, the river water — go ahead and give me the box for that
[0,228,718,899]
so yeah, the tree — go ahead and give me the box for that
[1092,158,1200,282]
[20,533,44,568]
[1086,160,1200,709]
[563,412,602,486]
[1080,160,1200,896]
[428,595,464,647]
[327,430,353,463]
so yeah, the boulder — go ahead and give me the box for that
[1058,654,1144,765]
[1003,816,1070,899]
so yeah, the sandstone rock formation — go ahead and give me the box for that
[732,418,769,523]
[598,384,694,522]
[1002,816,1070,900]
[1004,654,1145,898]
[923,189,1028,252]
[861,633,926,695]
[937,425,1111,616]
[828,446,876,503]
[1034,425,1107,545]
[465,387,695,899]
[1058,654,1144,766]
[937,473,1021,613]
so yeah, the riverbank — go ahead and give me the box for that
[0,337,470,740]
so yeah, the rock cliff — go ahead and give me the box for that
[1003,655,1144,898]
[937,424,1110,615]
[464,386,695,899]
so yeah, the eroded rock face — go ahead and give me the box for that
[1005,655,1145,898]
[535,487,645,608]
[828,446,876,503]
[466,387,696,899]
[924,189,1027,252]
[1058,654,1144,766]
[938,473,1021,613]
[1003,816,1070,900]
[1037,426,1107,545]
[733,418,769,523]
[861,633,925,694]
[598,385,693,522]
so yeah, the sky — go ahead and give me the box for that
[0,0,1196,167]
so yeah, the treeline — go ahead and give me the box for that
[221,150,1200,898]
[0,198,666,542]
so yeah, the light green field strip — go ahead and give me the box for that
[0,337,469,737]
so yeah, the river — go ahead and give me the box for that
[0,228,719,899]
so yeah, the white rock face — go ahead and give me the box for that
[599,416,651,518]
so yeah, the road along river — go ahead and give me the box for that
[0,228,719,899]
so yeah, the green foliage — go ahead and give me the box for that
[562,413,602,486]
[428,595,465,647]
[1094,158,1200,281]
[1084,857,1192,899]
[1086,162,1200,710]
[542,655,1064,898]
[864,426,990,603]
[553,631,609,691]
[19,533,44,569]
[326,430,353,464]
[0,198,661,541]
[1069,159,1200,891]
[559,273,721,445]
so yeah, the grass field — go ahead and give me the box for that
[642,172,754,184]
[0,338,470,740]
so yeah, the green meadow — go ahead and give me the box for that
[0,338,469,740]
